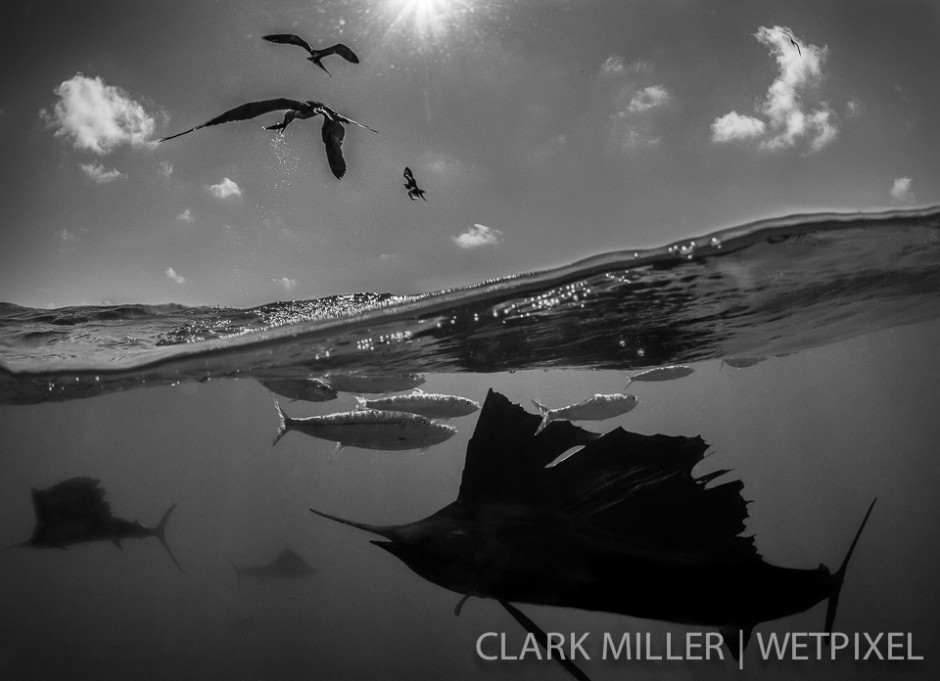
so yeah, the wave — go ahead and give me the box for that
[2,206,939,405]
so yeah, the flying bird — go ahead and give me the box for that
[159,99,377,179]
[782,31,802,56]
[310,389,876,679]
[263,34,360,77]
[1,477,184,572]
[403,167,427,201]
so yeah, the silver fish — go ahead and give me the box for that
[273,401,455,451]
[323,372,426,394]
[626,365,695,384]
[355,389,480,419]
[258,377,338,402]
[531,393,639,435]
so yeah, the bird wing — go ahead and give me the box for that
[263,33,314,54]
[322,43,360,64]
[160,99,307,142]
[335,113,378,134]
[320,117,347,179]
[404,167,415,182]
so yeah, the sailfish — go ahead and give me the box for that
[2,477,184,572]
[309,389,875,679]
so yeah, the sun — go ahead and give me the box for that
[383,0,479,45]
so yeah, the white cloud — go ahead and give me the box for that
[209,177,242,199]
[452,224,503,249]
[176,209,194,222]
[890,177,915,203]
[712,26,837,152]
[157,161,173,177]
[628,85,671,113]
[165,267,186,284]
[273,277,297,291]
[600,55,625,76]
[846,99,861,117]
[79,162,123,184]
[39,73,157,155]
[711,111,767,142]
[59,229,77,243]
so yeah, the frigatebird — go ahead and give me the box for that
[263,34,360,77]
[309,389,876,679]
[402,167,426,201]
[227,548,316,586]
[782,31,802,56]
[1,477,184,572]
[159,99,377,179]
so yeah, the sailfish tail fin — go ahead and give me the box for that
[825,498,877,635]
[154,503,185,573]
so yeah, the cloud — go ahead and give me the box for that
[157,161,173,177]
[39,73,157,155]
[176,209,194,222]
[209,177,242,199]
[165,267,186,284]
[273,277,297,291]
[890,177,915,203]
[845,99,861,117]
[628,85,671,113]
[452,224,503,249]
[600,55,625,76]
[58,229,77,243]
[711,26,837,152]
[79,162,123,184]
[711,111,767,142]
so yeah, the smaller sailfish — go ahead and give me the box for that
[1,477,183,572]
[227,548,316,586]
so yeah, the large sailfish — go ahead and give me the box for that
[310,389,875,680]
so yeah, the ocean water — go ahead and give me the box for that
[1,206,939,681]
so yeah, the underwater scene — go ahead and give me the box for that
[2,1,940,680]
[2,207,940,681]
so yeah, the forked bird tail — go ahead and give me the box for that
[824,498,877,635]
[154,503,185,573]
[273,399,290,447]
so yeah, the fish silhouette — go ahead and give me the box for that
[309,389,875,678]
[2,477,183,572]
[227,548,316,586]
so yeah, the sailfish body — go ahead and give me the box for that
[3,477,183,571]
[310,390,876,665]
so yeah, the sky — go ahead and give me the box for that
[1,0,938,308]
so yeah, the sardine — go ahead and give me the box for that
[258,377,338,402]
[273,401,455,451]
[532,393,639,435]
[626,365,694,384]
[323,372,426,394]
[355,389,480,419]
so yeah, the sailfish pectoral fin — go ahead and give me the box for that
[0,540,31,553]
[112,537,123,549]
[499,601,593,681]
[454,594,471,616]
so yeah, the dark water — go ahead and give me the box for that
[1,207,939,680]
